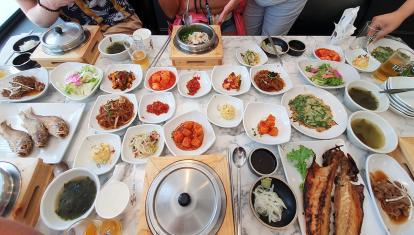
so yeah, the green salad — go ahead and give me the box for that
[63,65,100,96]
[287,145,314,189]
[305,63,344,86]
[288,94,337,132]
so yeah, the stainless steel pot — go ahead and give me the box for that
[41,22,88,55]
[173,23,218,54]
[0,161,21,216]
[146,160,226,235]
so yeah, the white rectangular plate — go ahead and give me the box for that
[0,103,85,163]
[278,139,385,235]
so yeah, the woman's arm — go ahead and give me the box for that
[158,0,180,20]
[16,0,74,28]
[370,0,414,40]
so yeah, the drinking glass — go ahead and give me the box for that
[350,21,381,50]
[372,48,414,82]
[129,39,150,71]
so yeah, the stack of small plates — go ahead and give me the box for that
[385,77,414,118]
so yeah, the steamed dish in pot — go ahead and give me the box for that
[181,31,209,45]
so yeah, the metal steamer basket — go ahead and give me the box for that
[173,23,219,54]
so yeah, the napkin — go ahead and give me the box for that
[329,7,360,45]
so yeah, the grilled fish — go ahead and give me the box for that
[304,146,340,235]
[23,108,69,138]
[19,111,49,147]
[0,121,33,156]
[334,153,364,235]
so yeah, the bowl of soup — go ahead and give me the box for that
[344,80,390,112]
[98,34,133,61]
[347,111,398,153]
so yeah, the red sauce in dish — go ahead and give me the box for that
[146,101,169,115]
[172,121,204,150]
[186,75,201,96]
[315,48,341,62]
[148,70,176,91]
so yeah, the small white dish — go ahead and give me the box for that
[345,48,381,73]
[211,65,250,96]
[121,124,164,164]
[207,94,243,128]
[40,168,100,231]
[95,164,130,219]
[138,92,175,123]
[281,85,348,139]
[243,102,291,145]
[235,43,268,67]
[100,64,143,94]
[177,71,211,98]
[313,44,345,63]
[50,62,103,101]
[73,134,121,175]
[250,63,293,95]
[366,154,414,235]
[347,111,398,153]
[297,59,360,89]
[0,68,49,102]
[144,67,178,92]
[344,80,389,112]
[98,34,133,61]
[163,111,216,156]
[89,93,137,133]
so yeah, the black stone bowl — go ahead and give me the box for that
[249,176,297,229]
[287,40,306,57]
[260,37,288,58]
[12,53,40,71]
[13,35,40,54]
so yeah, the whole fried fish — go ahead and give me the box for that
[0,121,33,156]
[334,153,364,235]
[304,146,340,235]
[23,108,69,138]
[19,111,49,147]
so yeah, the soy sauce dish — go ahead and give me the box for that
[248,148,278,176]
[249,177,297,229]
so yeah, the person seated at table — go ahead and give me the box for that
[16,0,142,35]
[243,0,307,35]
[158,0,247,35]
[0,218,41,235]
[369,0,414,41]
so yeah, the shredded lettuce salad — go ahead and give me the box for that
[63,65,100,96]
[305,63,344,86]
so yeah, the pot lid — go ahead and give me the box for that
[146,160,226,235]
[41,22,85,54]
[0,161,21,216]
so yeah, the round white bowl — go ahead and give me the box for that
[144,67,178,92]
[98,34,133,61]
[235,43,268,67]
[344,80,390,112]
[313,44,345,63]
[100,64,143,94]
[249,63,293,95]
[121,124,165,164]
[50,62,103,101]
[73,134,121,175]
[207,94,244,128]
[40,168,100,231]
[347,111,398,153]
[177,71,211,98]
[138,92,176,123]
[344,48,381,73]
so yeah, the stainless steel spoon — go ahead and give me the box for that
[232,146,247,235]
[380,88,414,95]
[183,0,191,26]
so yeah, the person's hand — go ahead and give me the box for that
[218,0,240,24]
[40,0,74,10]
[369,11,406,41]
